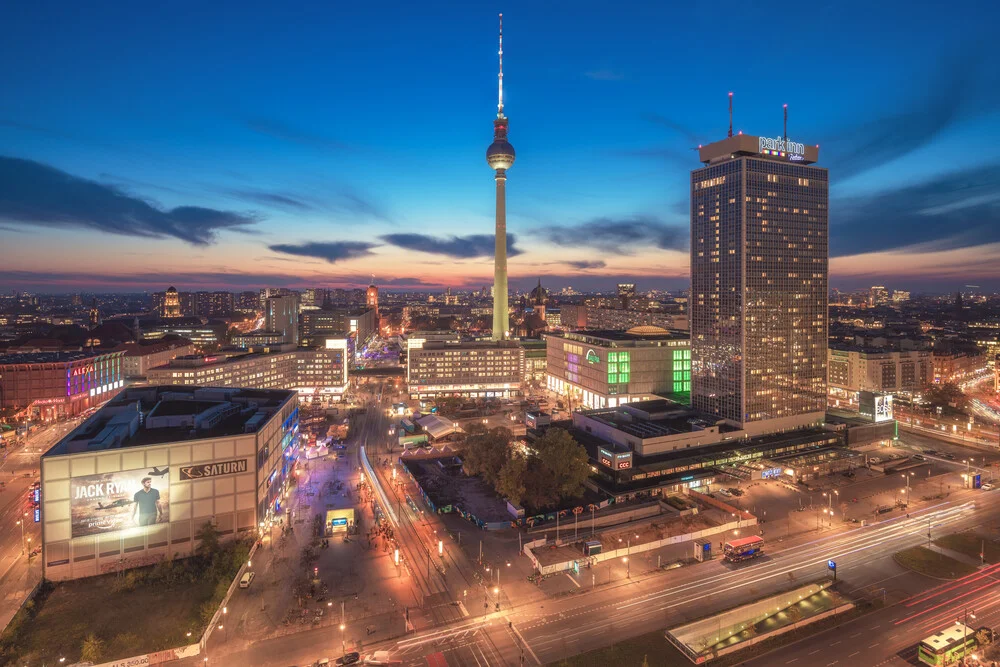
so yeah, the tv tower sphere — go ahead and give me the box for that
[487,132,515,171]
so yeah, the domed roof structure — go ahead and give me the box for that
[529,278,547,305]
[626,325,671,336]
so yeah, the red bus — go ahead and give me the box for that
[723,535,764,562]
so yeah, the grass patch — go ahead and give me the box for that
[0,526,249,666]
[894,545,978,579]
[548,600,882,667]
[934,532,1000,564]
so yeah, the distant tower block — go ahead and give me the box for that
[487,13,515,341]
[367,275,379,317]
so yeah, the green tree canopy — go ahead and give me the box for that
[462,424,513,488]
[533,428,591,500]
[496,454,527,507]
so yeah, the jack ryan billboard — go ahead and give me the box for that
[70,466,170,538]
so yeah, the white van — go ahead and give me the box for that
[239,571,255,588]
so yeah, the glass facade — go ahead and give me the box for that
[691,156,828,426]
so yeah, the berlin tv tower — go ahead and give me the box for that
[487,13,515,341]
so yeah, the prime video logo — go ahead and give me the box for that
[759,136,805,155]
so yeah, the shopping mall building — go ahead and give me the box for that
[39,385,298,580]
[0,350,125,421]
[544,327,690,409]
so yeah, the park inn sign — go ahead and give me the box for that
[179,458,249,480]
[759,136,805,156]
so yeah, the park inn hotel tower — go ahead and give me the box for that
[690,130,828,436]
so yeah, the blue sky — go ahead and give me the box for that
[1,0,998,293]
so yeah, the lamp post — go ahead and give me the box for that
[15,518,24,555]
[961,609,976,661]
[340,622,346,656]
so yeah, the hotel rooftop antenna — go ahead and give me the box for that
[728,92,733,138]
[783,104,788,142]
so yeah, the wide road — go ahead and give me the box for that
[0,420,78,629]
[190,461,1000,666]
[748,559,1000,667]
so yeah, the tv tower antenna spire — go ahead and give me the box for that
[497,13,505,118]
[783,103,788,141]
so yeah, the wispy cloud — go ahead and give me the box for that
[536,216,687,254]
[565,260,606,270]
[268,241,378,264]
[584,68,624,81]
[245,117,347,152]
[0,156,258,245]
[225,188,315,212]
[833,163,1000,257]
[381,233,522,258]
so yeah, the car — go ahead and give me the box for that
[364,652,393,665]
[336,653,361,666]
[314,660,330,667]
[982,483,994,491]
[913,455,926,461]
[239,571,256,588]
[943,453,957,460]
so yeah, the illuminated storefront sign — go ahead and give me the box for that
[586,349,600,364]
[758,136,805,156]
[179,458,249,480]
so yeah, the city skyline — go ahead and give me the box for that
[2,1,999,294]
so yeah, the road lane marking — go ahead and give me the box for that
[848,652,859,658]
[566,573,581,588]
[830,640,841,646]
[808,649,821,655]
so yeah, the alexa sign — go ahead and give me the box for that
[759,136,805,156]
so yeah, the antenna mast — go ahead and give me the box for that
[728,92,733,138]
[783,104,788,141]
[497,13,504,118]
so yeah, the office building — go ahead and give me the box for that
[300,308,377,351]
[265,294,299,346]
[116,339,196,379]
[146,341,351,398]
[932,351,986,385]
[407,340,524,399]
[193,291,234,318]
[230,331,287,350]
[691,131,828,435]
[39,386,298,580]
[0,351,125,421]
[143,320,224,350]
[869,286,889,306]
[161,287,181,318]
[545,327,690,409]
[827,347,932,409]
[617,283,636,309]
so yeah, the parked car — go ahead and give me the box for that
[364,652,394,665]
[982,483,994,491]
[239,571,256,588]
[336,653,361,666]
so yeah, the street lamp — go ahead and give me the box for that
[340,623,346,655]
[623,556,630,578]
[960,609,976,661]
[15,519,24,555]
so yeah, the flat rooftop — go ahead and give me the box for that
[549,328,688,345]
[0,350,105,365]
[44,385,295,456]
[698,134,820,165]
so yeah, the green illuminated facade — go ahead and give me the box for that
[545,328,690,409]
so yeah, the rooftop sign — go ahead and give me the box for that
[759,136,805,156]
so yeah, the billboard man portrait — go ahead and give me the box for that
[132,477,163,527]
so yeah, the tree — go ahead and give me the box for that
[923,383,967,410]
[81,633,104,662]
[195,521,221,558]
[462,425,513,488]
[532,428,590,500]
[497,454,527,506]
